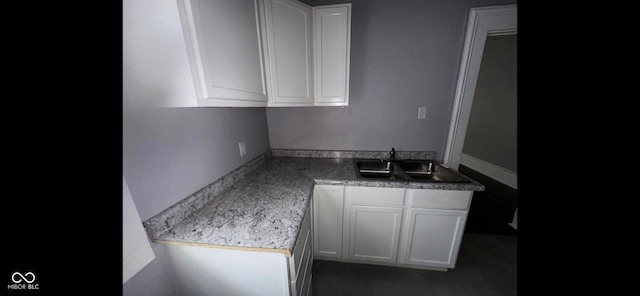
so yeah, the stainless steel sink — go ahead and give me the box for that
[396,161,434,180]
[354,159,472,183]
[356,160,393,178]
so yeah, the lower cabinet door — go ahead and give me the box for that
[401,208,467,268]
[313,185,344,258]
[347,205,403,263]
[299,248,313,296]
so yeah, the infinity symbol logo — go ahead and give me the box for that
[11,272,36,283]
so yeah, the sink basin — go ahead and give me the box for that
[353,159,471,183]
[355,160,393,178]
[396,161,434,180]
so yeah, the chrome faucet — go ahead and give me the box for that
[390,147,396,161]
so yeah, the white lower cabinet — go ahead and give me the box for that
[344,186,405,264]
[347,206,403,263]
[313,185,344,258]
[400,208,467,268]
[164,244,290,296]
[163,201,313,296]
[289,201,313,296]
[397,189,471,269]
[312,185,473,271]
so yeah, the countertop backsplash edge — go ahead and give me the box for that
[271,148,437,160]
[143,150,273,240]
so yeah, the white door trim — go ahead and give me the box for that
[443,5,517,170]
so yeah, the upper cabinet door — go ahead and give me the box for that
[178,0,268,107]
[313,4,351,106]
[262,0,314,106]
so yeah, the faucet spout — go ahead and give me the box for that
[390,147,396,161]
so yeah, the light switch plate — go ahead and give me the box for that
[239,142,246,156]
[418,107,427,119]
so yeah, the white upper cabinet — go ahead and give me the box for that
[263,1,352,107]
[178,0,269,107]
[175,0,351,107]
[313,4,351,106]
[262,0,314,106]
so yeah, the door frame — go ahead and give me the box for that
[443,5,517,170]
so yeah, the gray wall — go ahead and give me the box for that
[268,0,517,161]
[123,0,270,294]
[123,107,270,221]
[462,34,517,172]
[122,107,270,295]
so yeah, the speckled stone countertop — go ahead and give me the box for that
[147,154,483,255]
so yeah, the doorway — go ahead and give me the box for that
[443,5,517,235]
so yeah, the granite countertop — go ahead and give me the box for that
[150,156,484,255]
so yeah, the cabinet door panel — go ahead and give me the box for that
[313,185,344,258]
[313,5,351,105]
[290,203,311,279]
[181,0,268,105]
[403,209,467,268]
[264,0,313,105]
[348,206,402,263]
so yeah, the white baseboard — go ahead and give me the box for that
[460,153,517,189]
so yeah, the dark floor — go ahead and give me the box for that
[311,167,517,295]
[311,233,517,296]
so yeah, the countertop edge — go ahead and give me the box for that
[314,178,484,191]
[153,239,292,257]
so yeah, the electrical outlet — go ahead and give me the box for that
[418,107,427,119]
[239,142,246,156]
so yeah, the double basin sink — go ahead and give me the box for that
[354,159,471,183]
